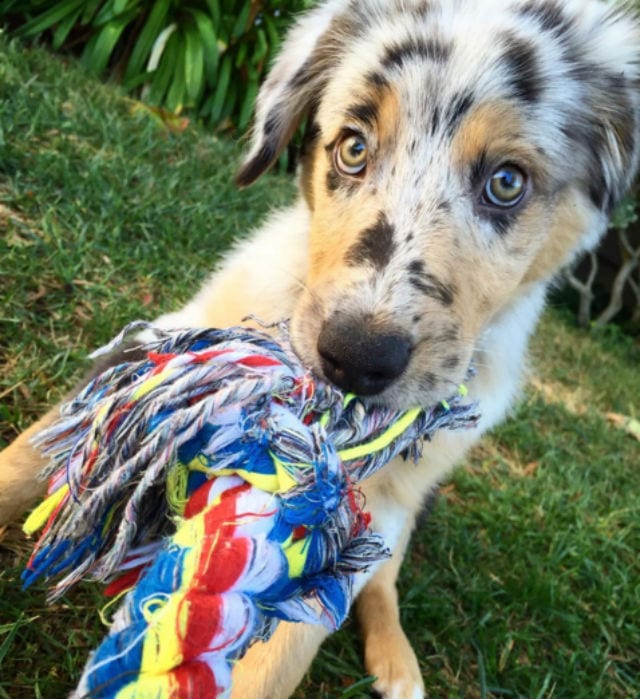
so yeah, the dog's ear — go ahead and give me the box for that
[569,3,640,227]
[235,2,345,187]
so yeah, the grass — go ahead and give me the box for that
[1,33,639,699]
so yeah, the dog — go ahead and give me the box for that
[1,1,639,697]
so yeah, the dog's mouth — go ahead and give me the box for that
[290,324,474,412]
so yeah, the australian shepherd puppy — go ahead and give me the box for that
[1,1,639,697]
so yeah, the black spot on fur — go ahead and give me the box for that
[500,34,541,103]
[407,2,433,20]
[415,487,439,527]
[366,71,390,89]
[481,209,519,236]
[346,213,396,269]
[289,60,312,89]
[408,259,425,274]
[446,92,475,134]
[263,112,280,136]
[565,119,612,211]
[324,135,340,154]
[345,3,373,34]
[304,113,320,141]
[235,143,277,187]
[300,113,320,159]
[435,326,459,344]
[412,314,422,324]
[469,149,489,189]
[587,160,611,211]
[406,232,414,242]
[442,354,460,370]
[559,68,635,214]
[326,169,341,193]
[430,104,441,136]
[437,200,451,213]
[419,372,437,391]
[518,1,572,36]
[382,38,451,69]
[346,99,378,127]
[409,271,454,306]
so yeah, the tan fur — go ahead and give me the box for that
[524,190,593,283]
[375,86,402,148]
[356,522,424,699]
[452,102,523,168]
[0,410,57,524]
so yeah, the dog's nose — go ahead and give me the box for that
[317,316,412,395]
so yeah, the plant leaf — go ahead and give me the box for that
[186,7,218,83]
[205,0,220,32]
[93,0,125,27]
[17,0,85,38]
[82,13,132,75]
[124,0,172,81]
[80,0,105,25]
[112,0,131,15]
[238,73,258,130]
[52,4,83,49]
[230,0,251,39]
[209,52,232,123]
[183,22,204,104]
[262,13,281,54]
[234,39,247,69]
[165,28,186,112]
[252,26,268,65]
[146,28,178,105]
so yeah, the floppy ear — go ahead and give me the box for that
[571,3,640,222]
[235,1,346,187]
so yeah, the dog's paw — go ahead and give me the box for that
[365,630,425,699]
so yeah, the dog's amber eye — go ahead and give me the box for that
[484,165,526,207]
[335,133,368,176]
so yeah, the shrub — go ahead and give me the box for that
[0,0,313,131]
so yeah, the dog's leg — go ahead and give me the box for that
[0,410,59,525]
[357,518,425,699]
[230,620,329,699]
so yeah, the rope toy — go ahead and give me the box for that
[23,322,479,699]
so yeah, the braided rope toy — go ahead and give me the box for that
[23,322,479,699]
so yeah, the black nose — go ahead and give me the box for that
[317,315,412,395]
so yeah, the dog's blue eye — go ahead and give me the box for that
[336,133,368,176]
[484,165,526,207]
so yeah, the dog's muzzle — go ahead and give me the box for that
[317,313,412,396]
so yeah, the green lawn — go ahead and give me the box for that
[1,35,639,699]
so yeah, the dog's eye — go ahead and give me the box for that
[335,133,368,176]
[484,165,526,207]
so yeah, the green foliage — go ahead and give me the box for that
[610,194,639,231]
[1,0,313,130]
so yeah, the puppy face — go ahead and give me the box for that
[238,0,640,408]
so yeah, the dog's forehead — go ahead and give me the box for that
[315,0,631,134]
[320,1,560,123]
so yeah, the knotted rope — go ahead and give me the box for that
[23,322,479,698]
